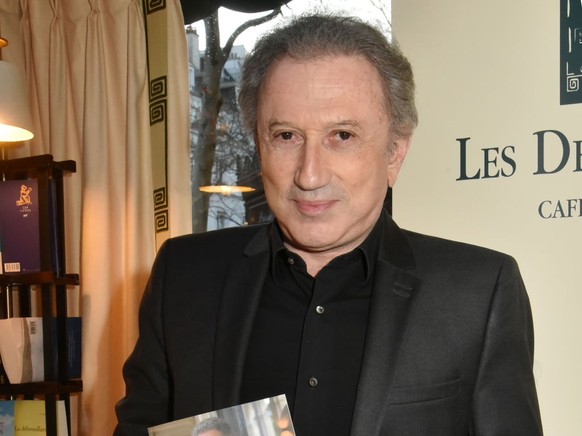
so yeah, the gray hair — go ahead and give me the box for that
[191,416,233,436]
[238,13,418,141]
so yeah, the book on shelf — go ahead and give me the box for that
[0,316,82,384]
[53,317,82,379]
[0,180,41,274]
[0,318,44,384]
[14,400,45,435]
[0,235,4,276]
[0,400,15,436]
[148,394,295,436]
[0,400,68,436]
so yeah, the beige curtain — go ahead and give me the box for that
[0,0,190,434]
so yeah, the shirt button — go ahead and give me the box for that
[308,377,319,387]
[287,257,294,265]
[315,305,325,314]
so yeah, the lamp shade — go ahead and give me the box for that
[199,185,255,195]
[0,60,34,142]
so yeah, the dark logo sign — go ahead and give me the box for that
[561,0,582,105]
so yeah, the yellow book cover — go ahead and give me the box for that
[14,400,45,435]
[13,400,67,436]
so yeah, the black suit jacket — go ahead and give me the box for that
[114,214,543,435]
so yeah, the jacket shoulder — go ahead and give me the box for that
[401,229,517,271]
[159,224,269,263]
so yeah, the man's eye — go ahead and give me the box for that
[337,131,352,141]
[269,131,302,149]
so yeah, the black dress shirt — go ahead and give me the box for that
[240,218,382,435]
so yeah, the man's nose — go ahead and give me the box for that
[294,139,331,191]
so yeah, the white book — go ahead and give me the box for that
[0,317,44,384]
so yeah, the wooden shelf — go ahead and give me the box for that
[0,273,79,286]
[0,155,80,436]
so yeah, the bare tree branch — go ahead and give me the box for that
[222,8,282,58]
[369,0,392,31]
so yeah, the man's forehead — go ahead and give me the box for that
[261,55,382,95]
[260,55,386,102]
[257,55,389,128]
[268,53,376,75]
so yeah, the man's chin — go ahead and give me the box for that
[283,231,352,255]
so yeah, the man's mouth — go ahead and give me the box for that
[293,199,337,216]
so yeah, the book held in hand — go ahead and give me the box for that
[148,394,295,436]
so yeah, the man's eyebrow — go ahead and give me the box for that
[331,120,362,129]
[266,120,363,130]
[267,120,290,130]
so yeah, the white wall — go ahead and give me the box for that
[392,1,582,434]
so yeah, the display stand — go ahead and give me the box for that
[0,154,81,436]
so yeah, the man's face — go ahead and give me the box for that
[257,55,410,257]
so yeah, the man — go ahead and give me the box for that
[115,14,543,435]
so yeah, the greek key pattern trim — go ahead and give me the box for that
[145,0,166,15]
[154,210,169,233]
[150,76,167,101]
[153,187,168,211]
[150,99,167,125]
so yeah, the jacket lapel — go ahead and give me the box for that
[212,226,270,408]
[350,214,419,435]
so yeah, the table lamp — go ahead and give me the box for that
[0,37,34,145]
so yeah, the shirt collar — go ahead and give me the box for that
[269,213,385,283]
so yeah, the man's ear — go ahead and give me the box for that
[387,135,412,187]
